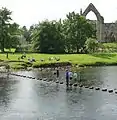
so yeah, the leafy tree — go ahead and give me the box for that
[0,8,20,52]
[31,20,65,53]
[7,22,21,49]
[30,24,40,51]
[21,26,33,43]
[63,12,95,53]
[0,7,12,52]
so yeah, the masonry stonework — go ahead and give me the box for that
[81,3,117,42]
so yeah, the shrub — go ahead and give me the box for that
[85,38,100,53]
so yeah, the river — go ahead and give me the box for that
[0,66,117,120]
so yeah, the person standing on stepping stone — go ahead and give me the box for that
[69,70,73,80]
[73,71,77,81]
[57,69,59,78]
[65,69,69,87]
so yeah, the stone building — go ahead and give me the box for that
[81,3,117,42]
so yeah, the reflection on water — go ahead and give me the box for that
[0,66,117,119]
[80,66,117,89]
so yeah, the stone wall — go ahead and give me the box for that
[82,3,117,43]
[88,21,117,42]
[104,23,117,42]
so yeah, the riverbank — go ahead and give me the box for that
[0,53,117,69]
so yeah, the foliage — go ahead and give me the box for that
[8,23,21,48]
[62,12,96,53]
[21,26,33,43]
[85,38,100,53]
[0,7,98,54]
[30,12,95,54]
[0,8,20,52]
[31,20,65,53]
[0,7,12,52]
[100,43,117,53]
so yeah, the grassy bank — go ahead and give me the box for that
[0,53,117,69]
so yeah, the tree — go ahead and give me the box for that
[0,7,12,52]
[31,20,65,53]
[6,22,21,49]
[63,12,95,53]
[30,24,40,51]
[21,26,33,43]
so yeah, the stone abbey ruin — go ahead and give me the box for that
[81,3,117,42]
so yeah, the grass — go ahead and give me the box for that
[1,43,117,69]
[0,53,117,69]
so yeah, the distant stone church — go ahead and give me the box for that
[81,3,117,42]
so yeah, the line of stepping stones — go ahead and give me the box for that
[7,72,117,94]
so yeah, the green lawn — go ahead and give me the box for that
[0,53,117,69]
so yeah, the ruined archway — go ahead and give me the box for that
[81,3,104,42]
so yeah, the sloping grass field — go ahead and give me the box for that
[0,53,117,69]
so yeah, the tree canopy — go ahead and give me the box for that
[62,12,95,53]
[30,12,96,53]
[31,20,65,53]
[0,7,20,52]
[0,7,96,54]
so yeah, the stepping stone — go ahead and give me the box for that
[49,79,53,81]
[56,81,59,83]
[73,83,78,87]
[115,91,117,94]
[69,83,73,86]
[43,78,47,81]
[60,82,63,84]
[85,86,89,88]
[95,87,100,90]
[79,85,83,87]
[102,88,107,91]
[40,78,42,80]
[28,76,32,79]
[108,89,113,93]
[89,86,94,89]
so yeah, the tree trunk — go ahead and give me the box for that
[76,45,79,53]
[1,38,4,52]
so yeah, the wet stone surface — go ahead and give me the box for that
[0,66,117,119]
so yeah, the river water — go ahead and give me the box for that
[0,66,117,120]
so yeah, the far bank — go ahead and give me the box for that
[0,53,117,69]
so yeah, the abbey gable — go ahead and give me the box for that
[81,3,117,42]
